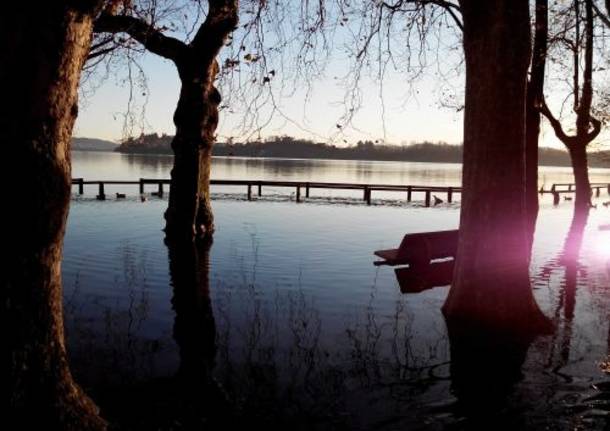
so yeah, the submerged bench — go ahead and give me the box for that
[394,259,454,293]
[373,229,459,267]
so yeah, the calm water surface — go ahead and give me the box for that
[64,152,610,429]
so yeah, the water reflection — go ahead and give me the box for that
[64,226,610,429]
[64,243,158,386]
[62,152,610,428]
[125,153,173,173]
[73,151,610,188]
[538,210,589,370]
[165,237,230,428]
[394,260,454,293]
[168,237,217,387]
[446,322,532,429]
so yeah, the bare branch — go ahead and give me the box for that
[94,12,187,61]
[541,99,575,145]
[191,0,239,56]
[593,1,610,28]
[382,0,463,31]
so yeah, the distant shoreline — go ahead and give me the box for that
[72,149,610,169]
[72,134,610,169]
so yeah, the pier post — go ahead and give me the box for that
[247,184,252,201]
[296,186,301,202]
[258,182,262,196]
[596,187,600,197]
[96,183,106,200]
[553,191,560,206]
[157,182,164,197]
[306,183,310,198]
[366,188,372,205]
[363,186,369,202]
[407,186,412,202]
[78,178,84,195]
[607,184,610,195]
[568,184,572,191]
[139,178,144,194]
[425,190,431,207]
[447,187,453,203]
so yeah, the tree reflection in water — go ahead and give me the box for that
[538,209,590,371]
[62,224,610,429]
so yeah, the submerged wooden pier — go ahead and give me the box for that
[71,178,462,207]
[72,178,610,206]
[539,182,610,204]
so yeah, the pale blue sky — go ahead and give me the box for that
[74,1,609,151]
[75,50,596,149]
[75,50,467,145]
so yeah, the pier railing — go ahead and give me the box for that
[71,178,462,207]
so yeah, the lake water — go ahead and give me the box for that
[64,151,610,429]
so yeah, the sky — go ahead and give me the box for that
[74,2,610,151]
[75,51,467,145]
[75,50,598,150]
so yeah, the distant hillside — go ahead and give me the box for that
[114,133,610,168]
[72,137,118,152]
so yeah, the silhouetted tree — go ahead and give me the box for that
[443,0,550,335]
[542,0,601,212]
[1,1,106,428]
[95,1,239,240]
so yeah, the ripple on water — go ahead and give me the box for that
[61,154,610,429]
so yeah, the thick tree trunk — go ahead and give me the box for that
[94,1,238,243]
[164,61,221,240]
[525,95,541,247]
[525,0,548,250]
[443,0,550,335]
[568,144,592,211]
[1,3,105,429]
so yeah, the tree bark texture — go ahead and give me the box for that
[569,144,592,211]
[443,0,550,335]
[525,0,548,249]
[164,60,222,239]
[1,2,105,429]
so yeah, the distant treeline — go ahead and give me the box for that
[115,133,610,167]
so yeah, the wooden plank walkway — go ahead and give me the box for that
[71,178,462,207]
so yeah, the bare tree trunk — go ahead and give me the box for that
[443,0,550,335]
[164,61,221,240]
[1,3,105,429]
[525,0,548,249]
[542,0,600,215]
[94,1,238,242]
[569,144,592,211]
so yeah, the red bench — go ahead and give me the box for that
[373,229,459,267]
